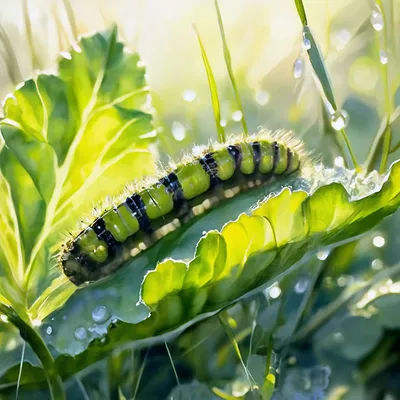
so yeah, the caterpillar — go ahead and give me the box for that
[59,130,306,285]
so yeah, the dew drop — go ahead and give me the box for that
[91,305,110,323]
[46,326,53,335]
[60,51,72,60]
[295,278,310,294]
[32,318,42,327]
[74,326,87,341]
[330,109,349,131]
[62,315,68,321]
[171,121,186,141]
[293,57,304,79]
[183,89,197,102]
[333,332,344,342]
[0,314,8,323]
[232,110,243,122]
[302,30,311,50]
[371,8,384,31]
[337,275,348,287]
[269,285,282,299]
[317,250,330,261]
[220,119,227,127]
[255,90,270,105]
[136,60,145,68]
[331,29,351,51]
[287,356,297,365]
[379,50,388,65]
[371,258,384,270]
[373,235,385,247]
[334,156,345,168]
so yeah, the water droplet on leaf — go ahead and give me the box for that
[373,235,385,247]
[92,305,110,323]
[46,326,53,335]
[74,327,87,341]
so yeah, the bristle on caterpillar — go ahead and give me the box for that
[59,129,310,285]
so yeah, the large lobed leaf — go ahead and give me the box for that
[0,26,156,311]
[0,160,391,383]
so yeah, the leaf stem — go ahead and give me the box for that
[214,0,248,135]
[0,304,65,400]
[193,24,225,143]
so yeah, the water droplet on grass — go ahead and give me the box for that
[183,89,196,102]
[371,8,384,31]
[293,57,304,79]
[171,121,186,141]
[330,110,349,131]
[92,305,110,323]
[46,326,53,335]
[317,250,330,260]
[295,278,310,293]
[232,110,243,121]
[379,50,388,64]
[255,90,269,105]
[302,30,311,50]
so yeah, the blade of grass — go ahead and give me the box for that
[293,0,359,170]
[22,0,41,70]
[212,387,243,400]
[294,0,308,25]
[214,0,248,135]
[366,114,388,172]
[193,24,225,143]
[0,24,23,85]
[165,342,180,387]
[15,341,26,400]
[375,0,393,173]
[132,348,150,400]
[218,311,256,390]
[260,336,275,400]
[61,0,78,41]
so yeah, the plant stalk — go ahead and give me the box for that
[0,304,65,400]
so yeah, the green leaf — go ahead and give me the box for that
[2,160,395,385]
[0,27,156,316]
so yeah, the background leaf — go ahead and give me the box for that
[0,27,156,307]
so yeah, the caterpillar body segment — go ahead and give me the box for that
[60,132,304,285]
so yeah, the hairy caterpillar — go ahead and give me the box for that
[60,131,306,285]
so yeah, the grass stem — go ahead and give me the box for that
[193,24,225,143]
[214,0,248,135]
[293,0,359,170]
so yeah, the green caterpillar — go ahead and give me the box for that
[60,131,305,285]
